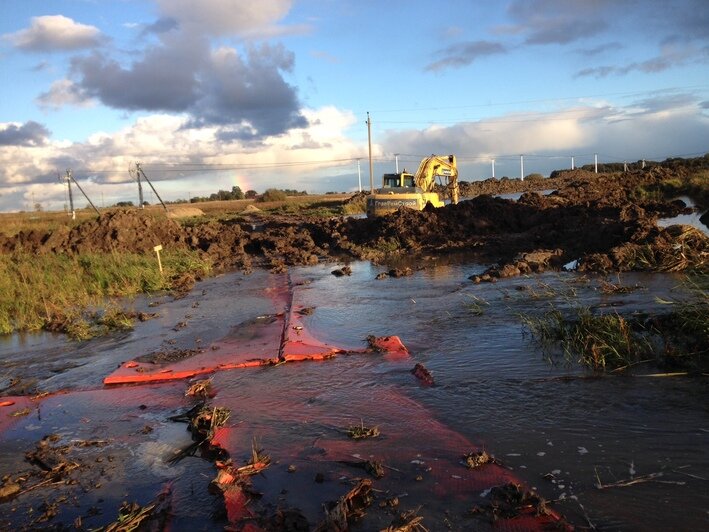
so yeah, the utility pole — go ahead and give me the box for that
[395,153,399,174]
[491,159,495,178]
[137,165,145,208]
[136,164,168,213]
[59,171,76,220]
[366,112,373,192]
[66,171,75,219]
[66,169,100,217]
[520,154,524,181]
[571,156,575,170]
[594,153,598,173]
[357,159,362,193]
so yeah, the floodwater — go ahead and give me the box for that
[658,196,709,236]
[0,261,707,529]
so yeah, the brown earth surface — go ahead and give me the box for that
[0,166,707,279]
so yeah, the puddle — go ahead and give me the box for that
[658,196,709,235]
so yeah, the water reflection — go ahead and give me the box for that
[658,196,709,235]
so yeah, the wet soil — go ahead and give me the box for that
[1,165,706,281]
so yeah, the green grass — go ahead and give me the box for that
[523,307,652,370]
[463,294,489,316]
[0,250,211,338]
[521,278,708,371]
[634,170,709,207]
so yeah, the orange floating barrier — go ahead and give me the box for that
[104,273,411,385]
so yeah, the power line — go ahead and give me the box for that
[359,83,709,115]
[65,156,395,176]
[61,149,708,180]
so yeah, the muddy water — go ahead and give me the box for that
[0,262,707,529]
[658,196,709,236]
[294,262,709,529]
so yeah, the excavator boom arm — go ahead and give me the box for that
[413,155,459,204]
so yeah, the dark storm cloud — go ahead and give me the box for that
[70,34,206,112]
[643,0,709,41]
[31,60,51,72]
[140,17,179,37]
[575,44,708,78]
[0,121,51,147]
[426,40,507,72]
[69,34,306,139]
[630,93,700,114]
[505,0,609,45]
[524,18,603,45]
[188,43,307,136]
[575,65,617,78]
[49,154,84,170]
[517,0,709,78]
[701,100,709,109]
[576,42,622,57]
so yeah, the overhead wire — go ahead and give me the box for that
[358,83,709,115]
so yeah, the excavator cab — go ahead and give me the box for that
[382,172,415,188]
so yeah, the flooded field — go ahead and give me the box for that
[1,260,707,530]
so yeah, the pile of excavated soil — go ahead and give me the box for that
[0,210,189,255]
[0,166,706,278]
[167,207,205,219]
[241,204,262,213]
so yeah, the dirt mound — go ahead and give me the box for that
[455,174,569,198]
[581,225,708,274]
[241,204,262,213]
[167,207,204,218]
[0,210,188,255]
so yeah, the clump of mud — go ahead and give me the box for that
[469,482,550,522]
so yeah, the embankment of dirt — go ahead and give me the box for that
[0,165,706,278]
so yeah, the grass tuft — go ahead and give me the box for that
[521,308,651,370]
[521,277,708,371]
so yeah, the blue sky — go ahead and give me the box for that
[1,0,708,212]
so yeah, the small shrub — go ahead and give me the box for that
[258,189,288,202]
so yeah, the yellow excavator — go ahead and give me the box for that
[366,154,459,217]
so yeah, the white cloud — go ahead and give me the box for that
[155,0,304,38]
[381,101,709,179]
[5,15,102,52]
[2,99,707,211]
[36,79,94,109]
[0,107,362,211]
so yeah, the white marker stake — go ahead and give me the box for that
[153,244,163,274]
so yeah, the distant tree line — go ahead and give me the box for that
[166,186,309,205]
[189,185,246,203]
